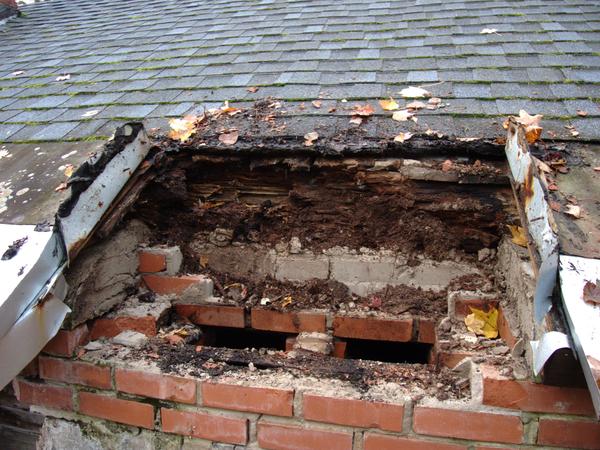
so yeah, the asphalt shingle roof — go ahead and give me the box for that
[0,0,599,142]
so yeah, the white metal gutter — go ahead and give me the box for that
[0,123,151,389]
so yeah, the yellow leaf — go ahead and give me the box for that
[465,306,498,339]
[281,295,293,307]
[63,164,74,178]
[508,225,528,247]
[515,110,543,143]
[168,115,197,142]
[379,98,399,111]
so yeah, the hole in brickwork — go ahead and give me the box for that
[344,339,433,364]
[201,326,288,352]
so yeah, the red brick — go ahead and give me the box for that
[437,351,474,369]
[418,319,437,344]
[303,394,403,432]
[139,251,167,273]
[43,324,88,357]
[333,316,413,342]
[285,337,296,352]
[161,407,247,445]
[251,309,326,333]
[90,316,158,339]
[20,358,39,377]
[482,364,594,416]
[364,433,467,450]
[13,379,73,411]
[39,357,111,389]
[497,308,517,349]
[175,304,245,328]
[257,421,352,450]
[116,369,196,404]
[78,391,154,429]
[333,340,347,358]
[538,418,600,450]
[143,274,206,295]
[413,406,523,444]
[202,382,293,416]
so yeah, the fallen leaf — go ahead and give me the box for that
[298,103,306,110]
[328,106,336,113]
[379,98,399,111]
[566,195,578,205]
[311,100,322,109]
[428,97,442,105]
[549,200,561,212]
[281,295,293,308]
[219,130,239,145]
[349,116,363,125]
[63,164,74,177]
[594,167,600,172]
[165,334,184,345]
[565,124,579,137]
[246,86,259,93]
[480,28,498,34]
[564,204,582,219]
[54,182,68,192]
[441,159,453,172]
[168,115,198,142]
[199,255,209,268]
[465,306,498,339]
[425,128,444,138]
[406,101,427,110]
[457,137,478,142]
[536,160,553,174]
[508,225,528,247]
[341,98,348,103]
[304,131,319,146]
[11,70,24,76]
[393,132,413,143]
[352,104,375,116]
[55,74,71,82]
[547,183,559,191]
[583,280,600,305]
[576,109,588,117]
[515,110,543,143]
[392,110,414,122]
[399,86,431,98]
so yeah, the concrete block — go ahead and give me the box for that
[274,254,329,282]
[294,332,333,355]
[112,331,148,348]
[393,260,477,291]
[330,255,395,284]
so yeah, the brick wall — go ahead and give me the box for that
[11,326,600,450]
[0,0,17,9]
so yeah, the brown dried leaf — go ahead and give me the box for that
[565,125,580,137]
[246,86,259,93]
[515,110,544,144]
[352,104,375,116]
[219,130,239,146]
[379,98,399,111]
[311,100,322,109]
[54,182,68,192]
[441,160,453,172]
[576,109,588,117]
[564,204,582,219]
[393,132,413,143]
[349,116,363,125]
[406,101,427,110]
[328,106,336,113]
[304,131,319,146]
[549,201,561,212]
[583,280,600,305]
[392,110,414,122]
[428,97,442,105]
[594,166,600,172]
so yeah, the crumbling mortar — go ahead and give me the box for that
[402,399,414,435]
[522,412,539,445]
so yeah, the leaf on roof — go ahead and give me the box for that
[583,280,600,305]
[55,74,71,82]
[311,100,322,109]
[11,70,24,76]
[406,101,427,110]
[54,182,68,192]
[465,306,498,339]
[507,224,528,248]
[304,131,319,146]
[349,116,363,125]
[399,86,431,98]
[63,164,74,178]
[219,130,239,145]
[81,110,99,118]
[168,115,198,142]
[480,28,499,34]
[565,124,580,137]
[441,159,453,172]
[379,98,399,111]
[576,109,588,117]
[246,86,259,93]
[352,104,375,116]
[514,109,543,143]
[392,110,414,122]
[393,132,413,143]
